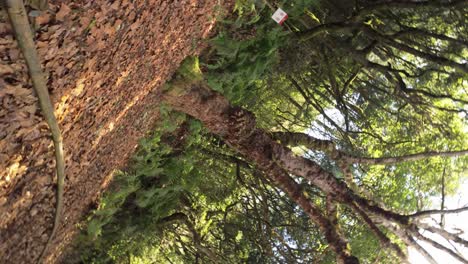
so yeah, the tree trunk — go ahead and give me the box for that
[162,79,359,263]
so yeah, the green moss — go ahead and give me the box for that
[177,56,203,81]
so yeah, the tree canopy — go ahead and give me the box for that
[75,0,468,263]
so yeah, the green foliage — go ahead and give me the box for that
[177,56,203,81]
[232,0,261,25]
[77,110,195,260]
[204,25,286,104]
[201,0,322,105]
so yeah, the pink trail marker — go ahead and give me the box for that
[272,8,288,25]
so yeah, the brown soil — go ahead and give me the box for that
[0,0,232,263]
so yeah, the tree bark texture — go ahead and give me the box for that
[162,79,361,263]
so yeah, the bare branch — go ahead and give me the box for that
[406,235,438,264]
[356,0,468,20]
[396,26,468,47]
[417,222,468,248]
[299,22,355,41]
[409,206,468,219]
[362,26,468,74]
[348,150,468,165]
[382,222,438,264]
[349,202,408,262]
[271,131,468,164]
[413,231,468,264]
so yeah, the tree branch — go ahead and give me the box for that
[417,222,468,248]
[409,206,468,219]
[355,0,468,20]
[349,202,408,262]
[362,26,468,74]
[405,234,438,264]
[412,230,468,264]
[160,212,220,263]
[163,75,359,264]
[271,131,468,165]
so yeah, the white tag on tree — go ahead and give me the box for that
[272,8,288,25]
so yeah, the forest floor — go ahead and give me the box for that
[0,0,232,263]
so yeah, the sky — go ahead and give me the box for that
[408,180,468,264]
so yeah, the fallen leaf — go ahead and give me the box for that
[19,118,36,128]
[23,105,37,114]
[103,23,115,36]
[8,48,20,61]
[35,13,51,26]
[0,23,11,35]
[3,85,31,97]
[0,64,14,76]
[56,4,71,22]
[110,1,120,10]
[17,126,36,137]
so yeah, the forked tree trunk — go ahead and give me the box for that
[162,78,362,263]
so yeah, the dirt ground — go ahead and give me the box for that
[0,0,231,263]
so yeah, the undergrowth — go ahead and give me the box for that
[202,0,319,105]
[77,109,205,262]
